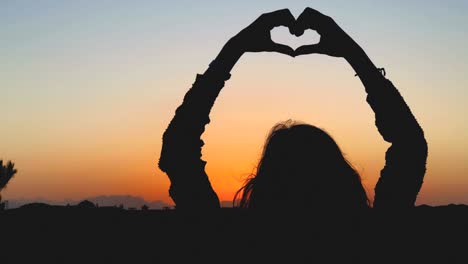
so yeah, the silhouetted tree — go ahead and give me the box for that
[0,160,17,204]
[77,200,96,209]
[141,204,149,211]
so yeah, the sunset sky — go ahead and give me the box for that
[1,1,467,206]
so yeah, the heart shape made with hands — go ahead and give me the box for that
[271,27,320,50]
[254,8,330,57]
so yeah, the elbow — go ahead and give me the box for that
[383,123,428,154]
[159,124,193,173]
[158,128,176,173]
[414,127,428,159]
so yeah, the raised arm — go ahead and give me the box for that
[294,8,428,208]
[346,48,428,209]
[158,9,296,210]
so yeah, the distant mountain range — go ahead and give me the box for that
[4,195,171,209]
[4,195,234,209]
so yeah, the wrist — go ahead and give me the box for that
[345,48,388,86]
[345,47,376,72]
[222,37,246,58]
[344,44,367,64]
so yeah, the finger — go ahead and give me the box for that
[294,7,326,36]
[294,44,325,56]
[269,43,295,57]
[262,8,296,30]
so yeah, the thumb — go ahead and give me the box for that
[294,44,325,56]
[269,43,295,57]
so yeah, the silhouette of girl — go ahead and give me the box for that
[159,8,427,210]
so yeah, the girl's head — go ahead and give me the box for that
[234,120,369,209]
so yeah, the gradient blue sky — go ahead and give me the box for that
[1,1,467,205]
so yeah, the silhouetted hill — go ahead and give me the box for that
[19,202,58,209]
[84,195,171,209]
[4,195,172,209]
[1,205,467,263]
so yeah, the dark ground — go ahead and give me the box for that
[1,204,467,264]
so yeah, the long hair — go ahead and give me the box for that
[233,120,370,209]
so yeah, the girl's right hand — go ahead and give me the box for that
[227,8,296,57]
